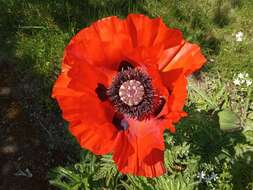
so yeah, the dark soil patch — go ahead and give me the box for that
[0,60,62,190]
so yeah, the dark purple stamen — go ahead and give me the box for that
[95,83,108,101]
[154,97,166,116]
[118,60,134,71]
[112,114,129,130]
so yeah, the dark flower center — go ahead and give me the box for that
[107,65,165,121]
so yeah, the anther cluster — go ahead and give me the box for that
[107,67,162,120]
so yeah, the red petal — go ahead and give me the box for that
[162,42,206,75]
[52,66,117,154]
[68,16,132,70]
[61,43,118,93]
[69,122,117,155]
[161,69,188,125]
[52,71,83,122]
[157,44,184,70]
[79,92,115,125]
[113,118,167,177]
[126,14,160,47]
[69,27,106,66]
[126,14,183,48]
[159,42,206,125]
[68,62,108,91]
[92,16,133,68]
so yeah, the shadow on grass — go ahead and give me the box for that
[230,151,253,190]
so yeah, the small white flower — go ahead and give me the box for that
[235,31,244,42]
[197,171,206,179]
[238,73,245,79]
[246,79,252,87]
[245,73,249,78]
[233,78,241,85]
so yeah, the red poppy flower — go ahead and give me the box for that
[52,14,206,177]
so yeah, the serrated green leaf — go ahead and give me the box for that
[218,110,241,131]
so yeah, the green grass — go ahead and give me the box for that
[1,0,253,79]
[1,0,253,189]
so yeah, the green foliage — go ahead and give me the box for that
[49,167,91,190]
[93,155,119,187]
[189,73,253,133]
[120,174,195,190]
[49,151,99,190]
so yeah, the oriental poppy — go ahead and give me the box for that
[52,14,206,177]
